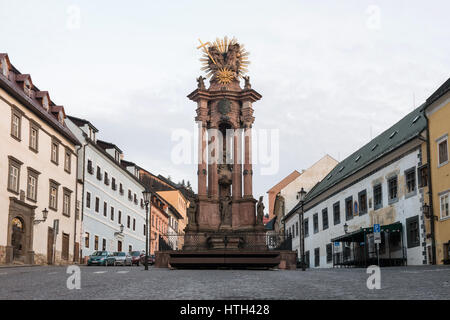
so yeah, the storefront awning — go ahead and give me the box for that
[331,221,402,243]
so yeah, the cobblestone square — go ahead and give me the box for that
[0,265,448,300]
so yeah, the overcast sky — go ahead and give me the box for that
[1,1,449,209]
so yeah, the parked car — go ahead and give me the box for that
[139,253,156,265]
[87,251,115,266]
[112,252,132,266]
[130,251,141,266]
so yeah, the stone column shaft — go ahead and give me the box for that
[232,129,242,199]
[243,126,253,197]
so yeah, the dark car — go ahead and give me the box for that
[130,251,141,266]
[140,253,155,265]
[87,251,115,266]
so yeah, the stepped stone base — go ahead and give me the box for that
[155,250,297,270]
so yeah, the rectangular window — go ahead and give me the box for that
[438,137,449,166]
[406,215,420,248]
[112,177,116,191]
[128,190,132,200]
[314,247,320,267]
[29,124,39,152]
[87,160,93,174]
[64,149,71,173]
[295,221,299,237]
[322,208,329,230]
[388,176,398,204]
[358,190,367,215]
[7,157,22,194]
[85,232,90,248]
[86,192,91,208]
[374,184,382,210]
[418,165,428,188]
[133,218,136,231]
[326,243,332,263]
[111,207,114,221]
[94,236,99,250]
[118,210,122,224]
[51,140,59,164]
[440,193,449,219]
[127,216,131,228]
[27,171,38,201]
[304,218,309,237]
[95,197,99,213]
[11,112,21,140]
[405,168,416,195]
[102,238,106,251]
[103,202,107,217]
[345,196,353,221]
[63,189,71,217]
[333,202,340,225]
[96,166,102,180]
[119,183,124,195]
[313,213,319,234]
[49,180,59,210]
[104,172,109,185]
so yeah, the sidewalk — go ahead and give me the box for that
[0,264,36,269]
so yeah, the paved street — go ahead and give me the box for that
[0,265,449,300]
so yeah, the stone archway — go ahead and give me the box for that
[6,197,36,264]
[11,217,25,260]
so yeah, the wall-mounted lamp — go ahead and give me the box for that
[34,208,48,225]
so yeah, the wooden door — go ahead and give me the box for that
[62,233,69,261]
[47,227,54,265]
[74,242,80,262]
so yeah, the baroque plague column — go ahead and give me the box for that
[184,37,265,250]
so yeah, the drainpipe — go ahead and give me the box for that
[73,145,80,263]
[423,111,437,265]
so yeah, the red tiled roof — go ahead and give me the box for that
[0,53,80,146]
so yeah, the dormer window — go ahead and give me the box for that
[24,79,32,97]
[42,95,49,111]
[58,111,64,124]
[1,57,8,77]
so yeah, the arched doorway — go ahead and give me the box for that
[11,217,25,261]
[6,198,36,265]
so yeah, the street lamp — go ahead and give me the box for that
[114,224,124,237]
[297,187,307,271]
[142,188,152,271]
[344,223,348,234]
[34,208,48,224]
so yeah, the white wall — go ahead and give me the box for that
[286,149,426,267]
[1,87,78,263]
[66,119,147,257]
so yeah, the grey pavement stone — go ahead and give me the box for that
[0,265,449,300]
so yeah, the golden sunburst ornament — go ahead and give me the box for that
[197,36,250,84]
[216,68,235,84]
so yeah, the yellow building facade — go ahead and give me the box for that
[424,78,450,264]
[157,190,189,249]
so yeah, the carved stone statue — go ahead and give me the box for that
[243,76,251,89]
[187,196,198,226]
[220,196,232,226]
[196,76,206,90]
[257,196,264,225]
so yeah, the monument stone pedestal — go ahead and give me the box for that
[155,37,296,269]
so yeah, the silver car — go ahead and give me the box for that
[112,252,132,266]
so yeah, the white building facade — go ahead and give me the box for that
[0,53,81,265]
[66,116,147,258]
[285,106,429,268]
